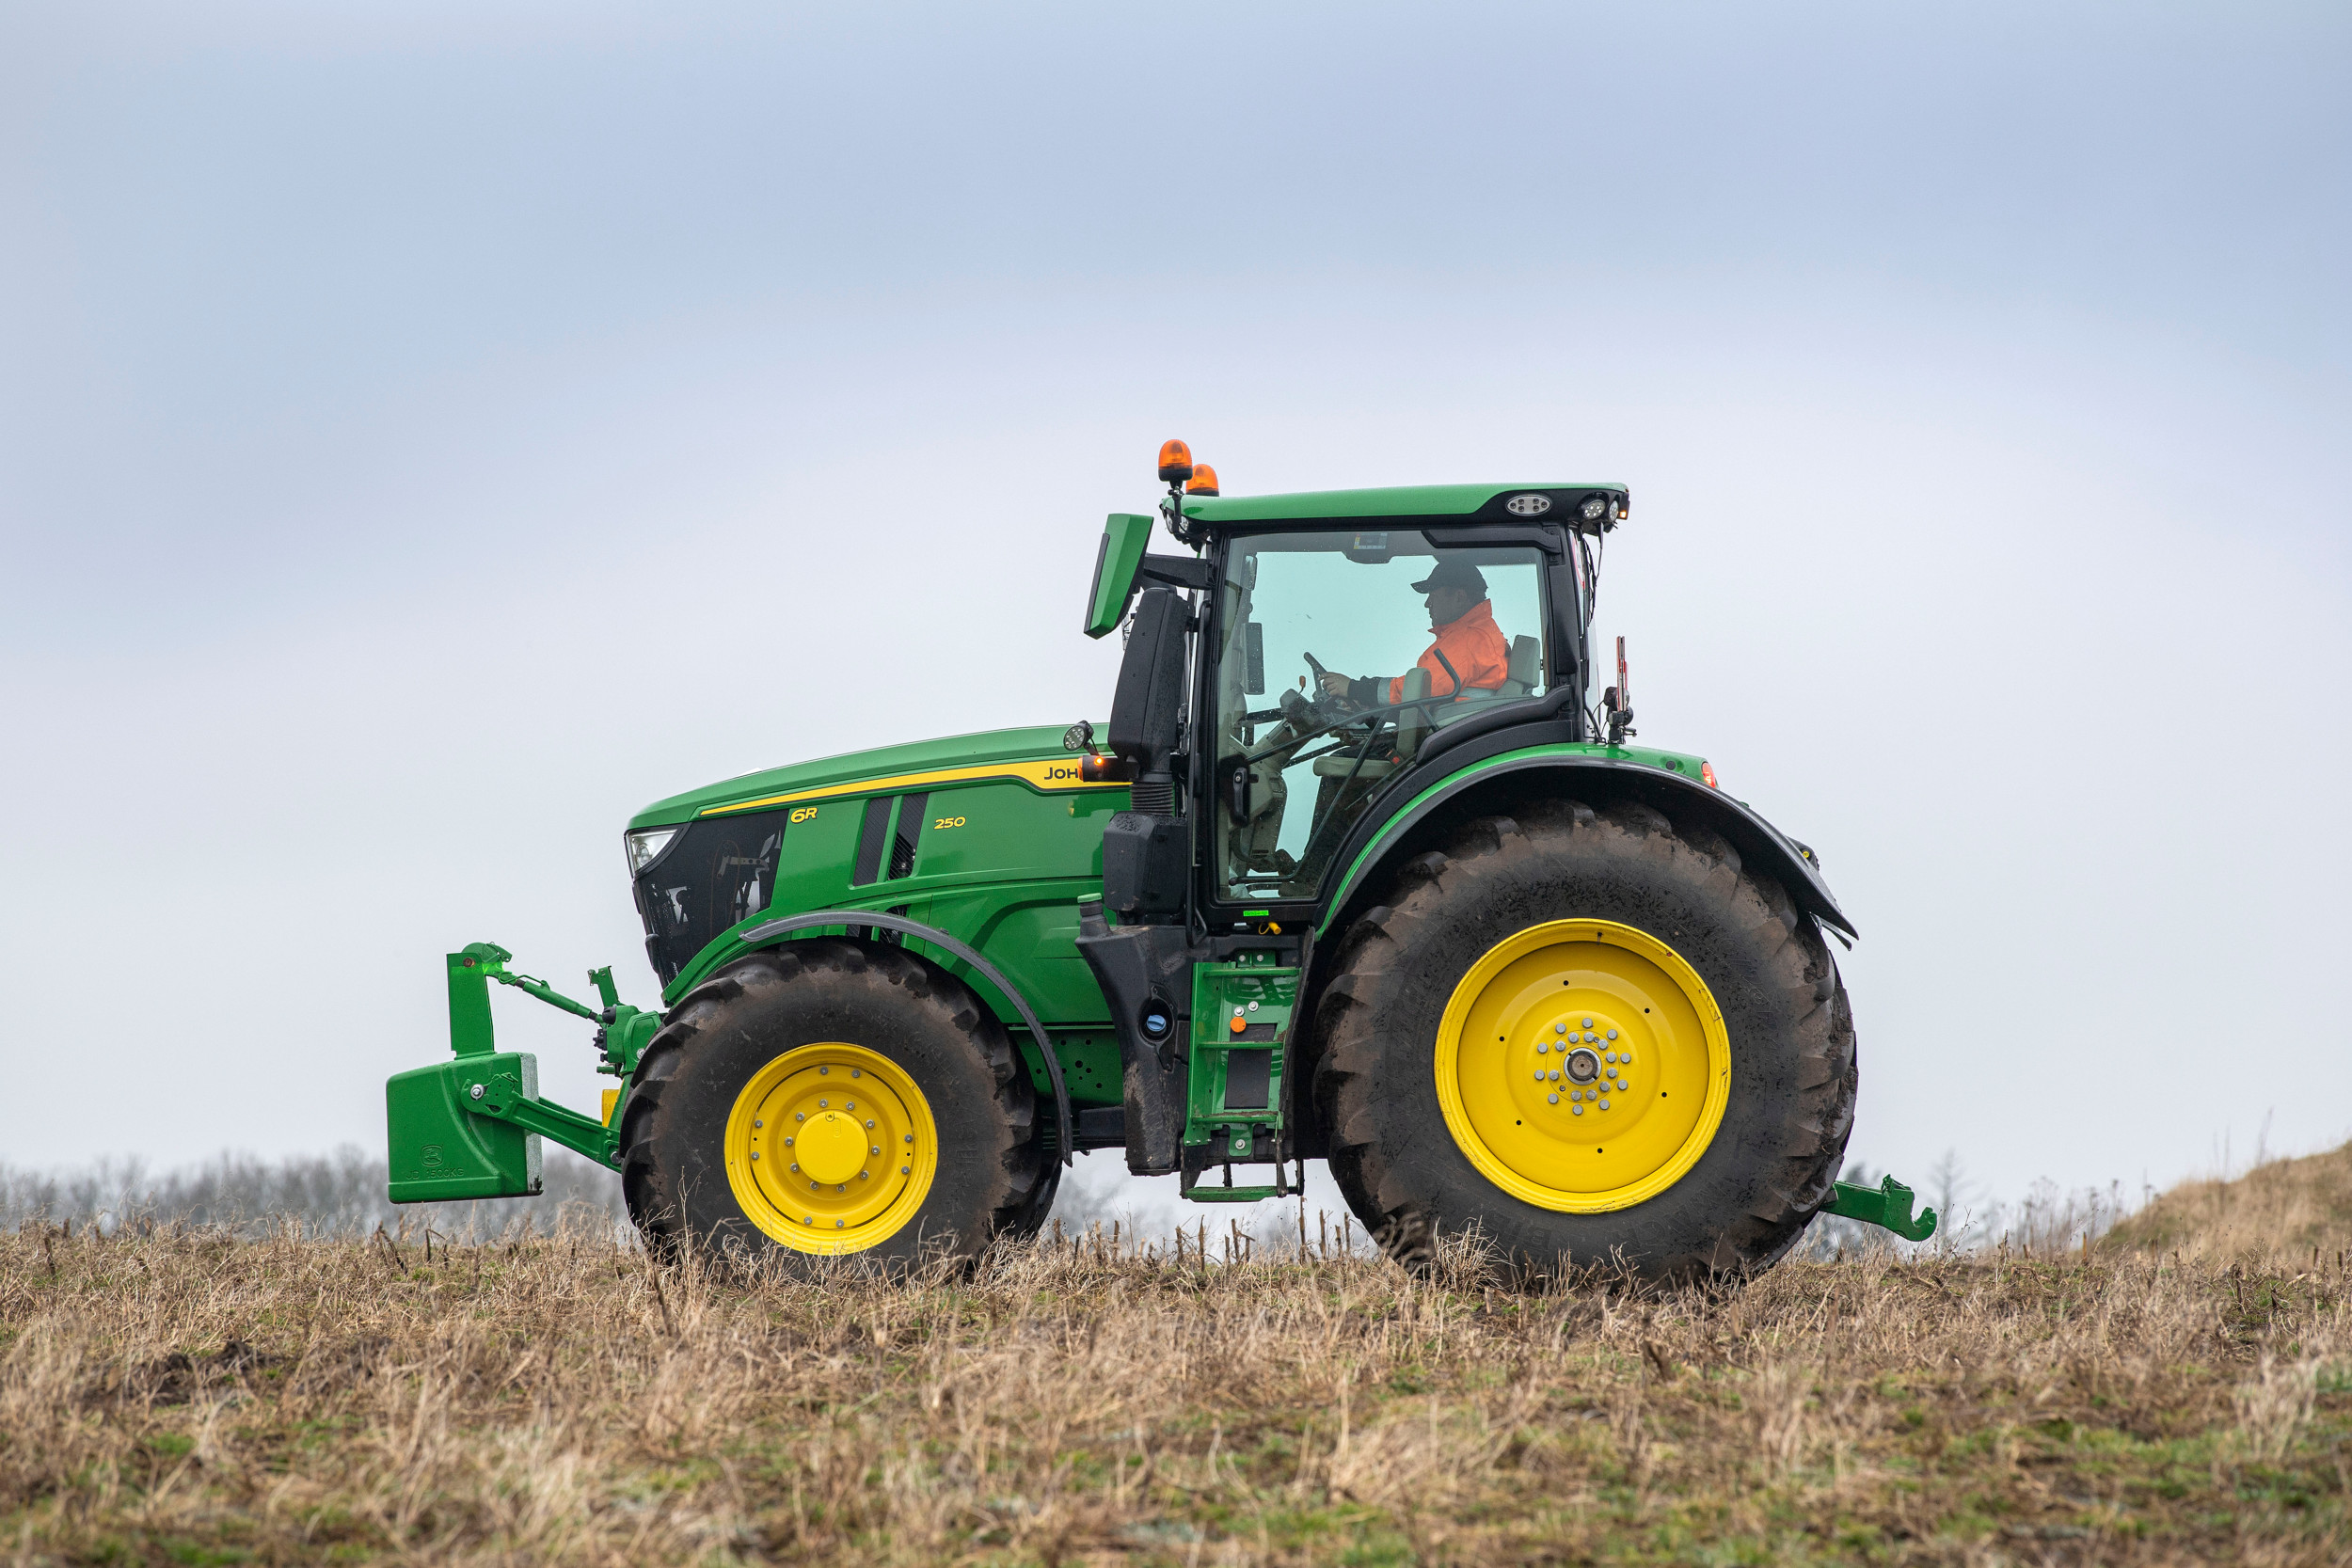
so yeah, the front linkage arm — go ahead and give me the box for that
[385,942,660,1201]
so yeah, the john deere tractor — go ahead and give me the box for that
[387,443,1933,1277]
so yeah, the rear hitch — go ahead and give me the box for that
[1819,1174,1939,1243]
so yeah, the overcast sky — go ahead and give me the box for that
[3,2,2346,1219]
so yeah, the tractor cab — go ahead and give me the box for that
[1079,450,1625,941]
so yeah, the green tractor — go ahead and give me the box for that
[386,443,1933,1278]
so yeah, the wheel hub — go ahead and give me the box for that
[1529,1012,1639,1116]
[797,1111,866,1184]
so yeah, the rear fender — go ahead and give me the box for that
[1318,752,1855,943]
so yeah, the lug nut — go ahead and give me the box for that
[870,1146,881,1156]
[1572,1105,1584,1117]
[1599,1099,1611,1110]
[751,1150,760,1160]
[903,1133,914,1144]
[754,1118,764,1128]
[790,1163,800,1172]
[1554,1022,1567,1035]
[1582,1018,1594,1028]
[796,1112,804,1121]
[850,1069,862,1078]
[819,1067,829,1075]
[1547,1093,1558,1104]
[1606,1029,1618,1040]
[1534,1070,1545,1081]
[1537,1041,1549,1054]
[900,1165,910,1174]
[866,1119,875,1129]
[860,1171,870,1180]
[785,1136,794,1147]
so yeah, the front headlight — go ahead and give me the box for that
[624,826,680,876]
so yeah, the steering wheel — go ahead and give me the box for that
[1301,651,1358,718]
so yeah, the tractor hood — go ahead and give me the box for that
[627,724,1088,830]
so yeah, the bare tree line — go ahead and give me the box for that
[1,1142,2153,1259]
[0,1145,628,1243]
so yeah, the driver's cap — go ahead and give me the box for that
[1409,558,1487,596]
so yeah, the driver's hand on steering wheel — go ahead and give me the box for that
[1317,672,1352,699]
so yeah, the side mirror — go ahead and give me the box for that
[1107,588,1190,787]
[1243,621,1264,695]
[1084,513,1155,639]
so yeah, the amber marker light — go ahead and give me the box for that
[1184,463,1219,497]
[1080,753,1133,783]
[1700,761,1720,788]
[1157,439,1194,483]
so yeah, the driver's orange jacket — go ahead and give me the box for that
[1390,598,1509,705]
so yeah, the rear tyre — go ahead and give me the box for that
[620,939,1043,1274]
[1312,800,1854,1283]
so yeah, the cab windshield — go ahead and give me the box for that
[1212,531,1555,903]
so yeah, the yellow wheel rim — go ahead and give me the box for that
[1434,919,1730,1213]
[724,1042,937,1254]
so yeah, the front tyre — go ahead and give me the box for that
[620,939,1044,1272]
[1312,800,1855,1282]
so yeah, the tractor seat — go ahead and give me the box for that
[1434,636,1544,727]
[1497,635,1541,697]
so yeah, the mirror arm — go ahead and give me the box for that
[1137,554,1214,592]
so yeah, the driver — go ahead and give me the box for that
[1318,558,1509,708]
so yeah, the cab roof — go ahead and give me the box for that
[1178,483,1628,531]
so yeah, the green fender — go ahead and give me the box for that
[1315,745,1856,942]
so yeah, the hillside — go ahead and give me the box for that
[4,1207,2349,1565]
[2109,1143,2352,1261]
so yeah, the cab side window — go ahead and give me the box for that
[1212,532,1550,903]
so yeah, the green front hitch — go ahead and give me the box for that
[1820,1175,1939,1243]
[386,942,660,1203]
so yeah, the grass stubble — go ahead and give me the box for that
[3,1206,2350,1566]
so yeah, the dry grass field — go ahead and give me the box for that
[6,1166,2352,1566]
